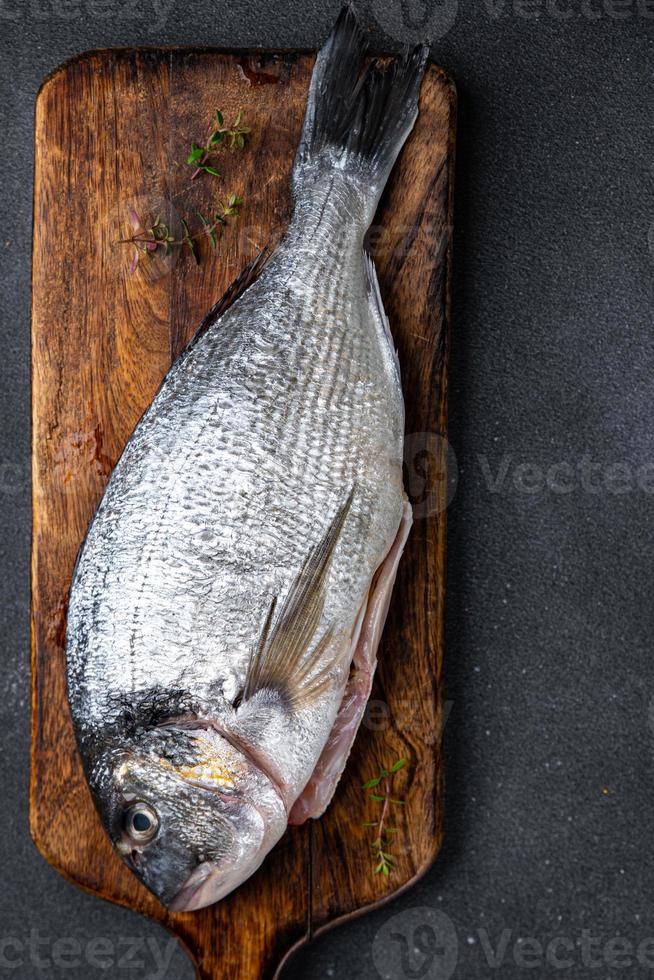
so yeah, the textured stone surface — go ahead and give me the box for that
[2,1,653,978]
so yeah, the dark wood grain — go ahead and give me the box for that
[31,48,456,980]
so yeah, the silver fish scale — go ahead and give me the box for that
[67,174,405,780]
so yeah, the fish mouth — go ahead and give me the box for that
[168,862,222,912]
[169,855,263,912]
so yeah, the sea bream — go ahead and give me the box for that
[66,5,428,912]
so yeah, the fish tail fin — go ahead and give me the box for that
[292,5,429,208]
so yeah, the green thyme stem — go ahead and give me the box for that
[119,215,225,249]
[362,757,407,877]
[376,776,390,843]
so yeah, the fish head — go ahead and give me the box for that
[88,725,287,911]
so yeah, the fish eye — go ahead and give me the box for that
[123,802,160,843]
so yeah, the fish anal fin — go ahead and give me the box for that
[363,250,401,384]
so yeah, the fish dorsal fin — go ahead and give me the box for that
[242,488,355,710]
[186,247,273,353]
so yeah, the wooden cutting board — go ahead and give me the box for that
[30,47,455,980]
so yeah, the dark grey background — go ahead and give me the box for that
[2,0,653,977]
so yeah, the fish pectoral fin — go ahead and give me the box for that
[241,488,355,710]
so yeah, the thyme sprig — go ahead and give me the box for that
[361,758,407,876]
[121,195,243,271]
[118,107,250,273]
[187,109,251,180]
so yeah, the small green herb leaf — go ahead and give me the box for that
[187,143,205,164]
[215,109,224,126]
[362,777,381,789]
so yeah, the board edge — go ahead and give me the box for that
[34,46,456,108]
